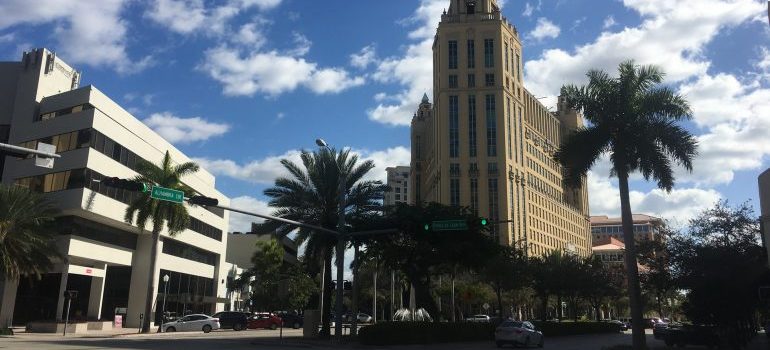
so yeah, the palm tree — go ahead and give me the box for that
[124,151,199,333]
[555,60,697,349]
[0,185,62,281]
[256,147,385,336]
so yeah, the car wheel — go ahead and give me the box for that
[293,322,300,329]
[203,325,212,333]
[166,326,176,332]
[269,323,277,330]
[233,323,243,331]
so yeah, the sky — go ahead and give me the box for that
[1,0,769,235]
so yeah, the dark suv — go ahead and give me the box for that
[211,311,249,331]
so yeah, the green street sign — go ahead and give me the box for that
[431,219,468,231]
[151,186,184,204]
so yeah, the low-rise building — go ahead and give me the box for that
[0,48,230,328]
[385,166,410,206]
[590,214,663,243]
[759,168,770,266]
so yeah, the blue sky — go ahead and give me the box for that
[1,0,769,233]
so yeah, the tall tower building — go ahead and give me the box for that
[411,0,591,256]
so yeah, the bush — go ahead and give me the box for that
[531,321,622,336]
[358,321,622,345]
[0,328,13,336]
[358,322,495,345]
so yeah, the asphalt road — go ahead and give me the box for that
[1,329,767,350]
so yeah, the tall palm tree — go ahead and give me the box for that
[555,60,697,349]
[124,151,199,333]
[0,185,62,280]
[256,147,385,336]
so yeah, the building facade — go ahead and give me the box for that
[385,166,411,206]
[759,168,770,267]
[0,49,230,328]
[590,214,663,243]
[411,0,591,256]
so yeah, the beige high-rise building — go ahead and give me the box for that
[385,166,411,206]
[410,0,591,256]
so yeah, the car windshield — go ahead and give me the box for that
[500,321,523,328]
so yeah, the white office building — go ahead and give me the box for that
[0,48,230,328]
[385,166,411,206]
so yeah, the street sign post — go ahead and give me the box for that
[151,186,184,203]
[431,220,468,231]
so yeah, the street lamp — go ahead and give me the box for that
[162,274,170,328]
[316,138,346,342]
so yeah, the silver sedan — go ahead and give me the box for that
[495,320,544,348]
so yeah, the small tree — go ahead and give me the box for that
[246,238,314,312]
[481,242,528,318]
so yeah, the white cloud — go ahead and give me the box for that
[0,33,14,43]
[145,0,281,36]
[366,0,444,126]
[229,195,272,232]
[195,146,410,185]
[524,0,763,101]
[286,32,312,57]
[588,171,721,225]
[757,47,770,80]
[523,0,541,17]
[237,0,283,11]
[529,18,561,41]
[143,112,230,144]
[350,45,377,69]
[146,0,208,34]
[603,15,616,29]
[235,21,268,47]
[200,46,364,97]
[0,0,151,74]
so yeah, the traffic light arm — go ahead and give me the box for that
[0,142,61,158]
[204,202,340,236]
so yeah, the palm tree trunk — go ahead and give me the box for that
[350,244,359,336]
[320,245,333,337]
[142,228,161,333]
[618,172,647,349]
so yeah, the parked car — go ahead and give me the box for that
[161,314,220,333]
[765,321,769,338]
[601,319,628,331]
[344,312,373,324]
[660,323,719,348]
[211,311,249,331]
[466,314,491,323]
[495,320,544,348]
[247,313,282,330]
[274,312,304,329]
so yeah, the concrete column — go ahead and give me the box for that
[126,235,162,328]
[87,263,107,320]
[55,269,69,321]
[0,278,19,327]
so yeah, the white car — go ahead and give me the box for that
[162,314,221,333]
[466,314,491,323]
[495,320,544,348]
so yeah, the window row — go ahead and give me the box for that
[449,94,496,158]
[37,103,94,122]
[162,239,218,266]
[448,39,494,69]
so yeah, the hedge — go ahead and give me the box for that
[358,321,621,345]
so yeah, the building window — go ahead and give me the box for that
[485,73,494,86]
[470,178,479,214]
[484,39,494,68]
[450,179,460,207]
[488,178,499,238]
[505,42,509,71]
[448,40,458,69]
[395,187,401,193]
[468,95,477,157]
[469,162,479,177]
[396,194,401,200]
[516,52,521,81]
[507,97,513,157]
[486,94,497,157]
[450,163,461,177]
[449,95,459,158]
[467,39,475,69]
[36,104,94,122]
[448,74,458,88]
[162,239,217,266]
[488,162,498,176]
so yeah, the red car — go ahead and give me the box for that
[247,313,282,330]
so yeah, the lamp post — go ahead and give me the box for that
[162,274,169,327]
[316,138,346,342]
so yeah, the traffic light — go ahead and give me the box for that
[480,217,488,226]
[102,177,147,192]
[423,223,430,231]
[343,280,352,291]
[188,195,219,206]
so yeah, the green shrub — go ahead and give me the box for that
[531,321,622,336]
[358,322,495,345]
[0,328,13,336]
[358,321,621,345]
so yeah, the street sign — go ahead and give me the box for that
[483,303,490,311]
[151,186,184,203]
[35,142,56,168]
[431,219,468,231]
